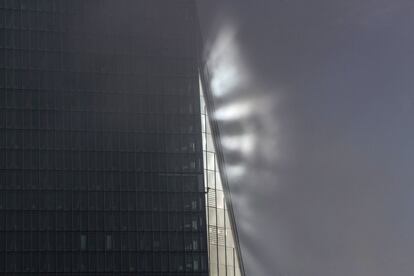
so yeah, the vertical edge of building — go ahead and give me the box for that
[194,2,247,276]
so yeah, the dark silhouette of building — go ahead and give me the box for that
[0,0,244,275]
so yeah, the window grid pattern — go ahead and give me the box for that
[0,0,209,275]
[200,83,241,276]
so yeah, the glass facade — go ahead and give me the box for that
[0,0,210,275]
[199,82,243,276]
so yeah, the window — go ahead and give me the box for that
[80,234,87,251]
[0,3,212,274]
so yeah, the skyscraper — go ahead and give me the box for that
[0,1,244,275]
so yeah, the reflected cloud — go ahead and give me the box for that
[205,20,283,276]
[221,134,256,156]
[214,100,252,121]
[226,164,246,178]
[206,22,280,180]
[208,25,247,97]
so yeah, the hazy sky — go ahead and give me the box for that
[197,1,414,275]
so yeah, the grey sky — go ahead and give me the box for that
[197,0,414,275]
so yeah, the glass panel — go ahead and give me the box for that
[200,77,243,275]
[216,190,225,209]
[1,2,210,275]
[207,152,215,171]
[80,234,87,250]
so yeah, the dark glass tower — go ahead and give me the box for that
[0,1,245,275]
[0,0,210,274]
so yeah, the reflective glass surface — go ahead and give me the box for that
[0,0,208,275]
[200,81,242,276]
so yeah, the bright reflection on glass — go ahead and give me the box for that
[205,21,281,276]
[200,77,243,276]
[206,23,280,179]
[225,164,246,179]
[214,101,252,121]
[221,134,256,156]
[208,26,247,98]
[211,63,240,97]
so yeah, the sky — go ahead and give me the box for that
[197,1,414,275]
